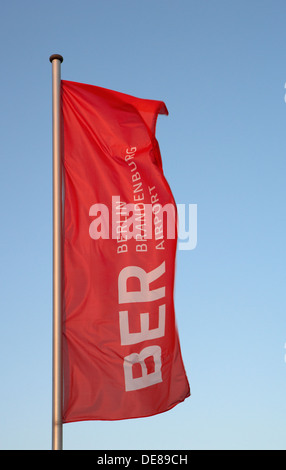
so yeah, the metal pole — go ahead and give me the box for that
[49,53,64,451]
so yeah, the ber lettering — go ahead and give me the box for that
[118,262,166,391]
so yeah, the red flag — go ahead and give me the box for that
[62,80,190,422]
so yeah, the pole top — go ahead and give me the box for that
[49,54,64,63]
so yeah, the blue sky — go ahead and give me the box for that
[0,0,285,450]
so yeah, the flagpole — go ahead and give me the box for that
[49,53,64,451]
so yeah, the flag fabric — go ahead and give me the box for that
[61,80,190,422]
